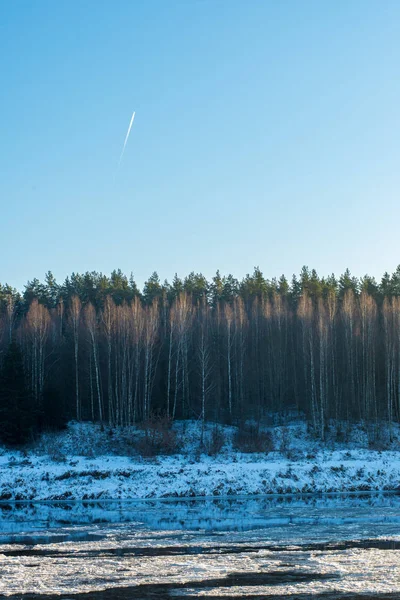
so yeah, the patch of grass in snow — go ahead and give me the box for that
[55,470,111,481]
[330,465,346,474]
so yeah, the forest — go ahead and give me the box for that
[1,265,400,445]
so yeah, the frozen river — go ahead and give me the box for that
[0,493,400,598]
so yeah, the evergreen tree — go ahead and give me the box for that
[290,274,302,306]
[143,272,163,303]
[43,271,59,308]
[0,342,36,445]
[339,268,359,297]
[183,272,209,303]
[109,269,132,304]
[210,270,224,306]
[169,273,184,301]
[388,265,400,296]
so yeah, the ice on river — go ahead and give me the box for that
[0,494,400,597]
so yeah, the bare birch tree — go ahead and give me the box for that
[84,302,103,422]
[69,295,82,421]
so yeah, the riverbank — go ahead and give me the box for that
[0,421,399,501]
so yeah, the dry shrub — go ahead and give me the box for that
[38,434,67,462]
[206,426,225,456]
[135,413,178,457]
[367,423,392,450]
[279,426,291,457]
[49,449,67,463]
[233,425,274,454]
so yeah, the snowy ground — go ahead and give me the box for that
[0,420,400,501]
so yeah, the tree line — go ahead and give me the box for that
[2,265,400,444]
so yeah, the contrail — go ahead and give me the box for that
[118,110,136,166]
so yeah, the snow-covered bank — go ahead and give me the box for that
[0,421,400,501]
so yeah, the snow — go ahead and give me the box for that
[0,420,399,501]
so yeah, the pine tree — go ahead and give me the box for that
[0,341,36,445]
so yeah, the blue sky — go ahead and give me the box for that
[1,0,400,291]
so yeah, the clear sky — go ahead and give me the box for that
[1,0,400,291]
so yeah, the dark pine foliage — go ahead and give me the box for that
[0,341,36,445]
